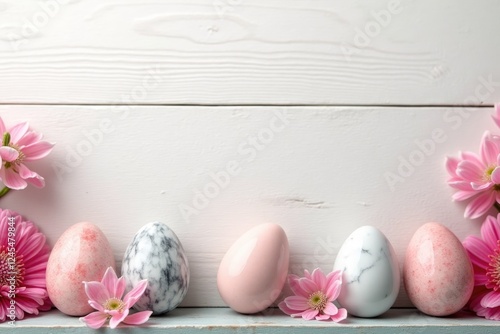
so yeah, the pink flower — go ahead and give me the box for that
[278,268,347,322]
[446,132,500,219]
[463,214,500,320]
[0,117,54,192]
[80,267,152,329]
[0,209,52,322]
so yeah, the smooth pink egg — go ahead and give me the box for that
[403,222,473,316]
[46,222,116,316]
[217,223,289,314]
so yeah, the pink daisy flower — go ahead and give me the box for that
[0,117,54,194]
[463,214,500,320]
[80,267,152,329]
[0,209,52,322]
[446,132,500,219]
[278,268,347,322]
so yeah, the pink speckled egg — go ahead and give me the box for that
[217,223,289,314]
[46,222,115,316]
[403,222,473,316]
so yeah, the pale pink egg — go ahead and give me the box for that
[46,222,116,316]
[403,222,473,316]
[217,223,289,314]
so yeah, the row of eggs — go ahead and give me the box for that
[45,221,474,318]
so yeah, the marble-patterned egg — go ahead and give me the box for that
[121,222,189,315]
[46,222,116,316]
[404,222,474,316]
[217,223,289,314]
[333,226,400,317]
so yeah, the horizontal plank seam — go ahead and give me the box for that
[0,103,494,108]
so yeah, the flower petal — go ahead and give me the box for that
[21,141,54,161]
[298,277,319,296]
[101,267,119,298]
[324,279,342,301]
[278,301,295,316]
[83,281,109,306]
[445,156,460,176]
[315,313,331,321]
[288,274,309,297]
[0,117,6,136]
[9,121,29,144]
[481,291,500,308]
[481,214,500,248]
[322,302,338,315]
[284,296,309,311]
[311,268,327,291]
[492,167,500,184]
[109,309,129,329]
[301,309,319,320]
[330,308,348,322]
[0,146,19,162]
[452,189,478,201]
[481,132,499,165]
[123,279,148,308]
[17,163,45,188]
[457,160,484,182]
[493,104,500,128]
[115,277,126,300]
[463,236,491,267]
[80,311,108,329]
[1,168,27,190]
[122,311,153,325]
[464,191,496,219]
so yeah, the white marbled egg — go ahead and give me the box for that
[121,222,190,315]
[333,226,400,317]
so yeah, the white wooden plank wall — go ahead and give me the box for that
[0,0,499,309]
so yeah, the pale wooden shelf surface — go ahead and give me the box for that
[2,308,499,333]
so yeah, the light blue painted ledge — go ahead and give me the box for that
[2,308,500,333]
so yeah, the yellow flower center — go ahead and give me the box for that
[104,297,125,312]
[308,291,328,311]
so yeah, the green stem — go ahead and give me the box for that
[495,202,500,213]
[2,132,10,146]
[0,187,11,199]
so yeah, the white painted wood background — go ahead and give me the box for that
[0,0,499,310]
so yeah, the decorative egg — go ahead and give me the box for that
[217,223,289,314]
[403,222,474,316]
[121,222,190,315]
[333,225,400,317]
[46,222,116,316]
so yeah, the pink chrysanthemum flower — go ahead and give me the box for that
[0,209,51,322]
[80,267,152,329]
[278,268,347,322]
[463,214,500,320]
[446,132,500,219]
[0,117,54,194]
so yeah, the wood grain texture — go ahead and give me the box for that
[0,106,494,308]
[0,0,499,105]
[4,308,499,333]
